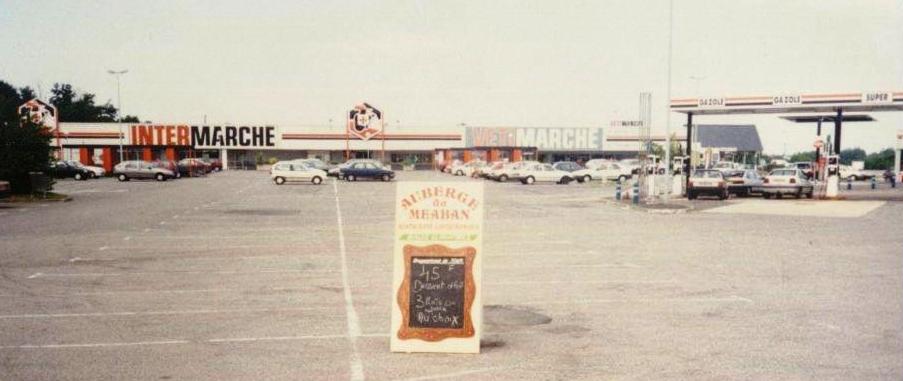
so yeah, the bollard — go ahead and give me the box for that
[615,180,622,200]
[632,182,639,205]
[847,178,852,190]
[871,177,876,190]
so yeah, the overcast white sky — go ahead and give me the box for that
[1,0,901,154]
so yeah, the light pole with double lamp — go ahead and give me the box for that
[107,69,128,163]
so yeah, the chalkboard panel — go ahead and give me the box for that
[408,256,466,329]
[396,244,476,342]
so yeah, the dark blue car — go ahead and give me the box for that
[340,162,395,182]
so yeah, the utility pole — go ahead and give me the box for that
[107,69,128,163]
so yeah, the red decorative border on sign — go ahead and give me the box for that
[396,244,476,342]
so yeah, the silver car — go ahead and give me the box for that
[114,160,175,182]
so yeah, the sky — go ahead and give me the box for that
[1,0,901,154]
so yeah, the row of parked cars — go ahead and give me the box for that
[46,158,222,182]
[270,158,396,185]
[443,159,637,185]
[688,167,815,200]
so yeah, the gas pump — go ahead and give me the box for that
[825,154,840,198]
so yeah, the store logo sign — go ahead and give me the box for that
[347,102,384,140]
[130,125,276,148]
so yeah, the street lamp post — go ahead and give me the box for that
[107,69,128,163]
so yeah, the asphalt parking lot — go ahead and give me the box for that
[1,171,901,380]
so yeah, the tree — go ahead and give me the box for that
[49,82,136,122]
[839,148,866,165]
[864,148,894,170]
[0,80,22,123]
[0,117,54,193]
[788,151,815,163]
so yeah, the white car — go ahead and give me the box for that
[573,162,631,183]
[501,161,541,182]
[66,160,105,178]
[517,163,574,185]
[271,161,327,185]
[757,168,814,199]
[451,160,486,177]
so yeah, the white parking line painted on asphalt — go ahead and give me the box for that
[98,246,108,251]
[0,340,190,350]
[26,269,339,278]
[332,178,365,381]
[487,280,672,285]
[123,236,130,241]
[0,306,342,319]
[207,334,347,343]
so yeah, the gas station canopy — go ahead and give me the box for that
[670,91,903,115]
[780,114,875,123]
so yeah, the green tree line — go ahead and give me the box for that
[788,147,895,170]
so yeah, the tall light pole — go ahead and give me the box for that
[108,69,128,163]
[664,0,674,177]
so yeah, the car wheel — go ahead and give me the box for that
[74,173,83,181]
[558,176,570,185]
[155,173,165,181]
[806,189,814,199]
[381,174,391,182]
[688,191,696,200]
[583,175,592,183]
[87,172,96,179]
[455,170,464,176]
[311,176,322,185]
[525,176,535,185]
[796,189,803,199]
[117,174,128,182]
[346,175,356,182]
[618,175,627,183]
[719,190,728,200]
[776,193,782,199]
[498,175,508,182]
[275,177,286,185]
[176,172,182,179]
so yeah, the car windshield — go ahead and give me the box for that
[692,171,722,178]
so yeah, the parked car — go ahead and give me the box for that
[329,159,386,178]
[153,160,184,178]
[757,168,814,199]
[712,161,744,173]
[573,162,631,183]
[200,158,223,172]
[518,163,574,185]
[483,161,509,180]
[584,159,615,170]
[114,160,176,181]
[787,162,814,180]
[723,169,763,197]
[451,160,486,177]
[474,161,502,178]
[271,161,326,185]
[441,159,462,173]
[292,158,332,173]
[48,161,92,181]
[341,161,395,181]
[499,161,540,182]
[64,160,105,178]
[179,158,210,176]
[552,161,583,172]
[688,169,729,200]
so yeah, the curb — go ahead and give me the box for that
[599,197,690,214]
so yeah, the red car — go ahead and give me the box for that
[178,158,210,176]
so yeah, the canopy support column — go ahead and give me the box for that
[685,112,693,196]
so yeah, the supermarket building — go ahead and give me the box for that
[54,122,683,172]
